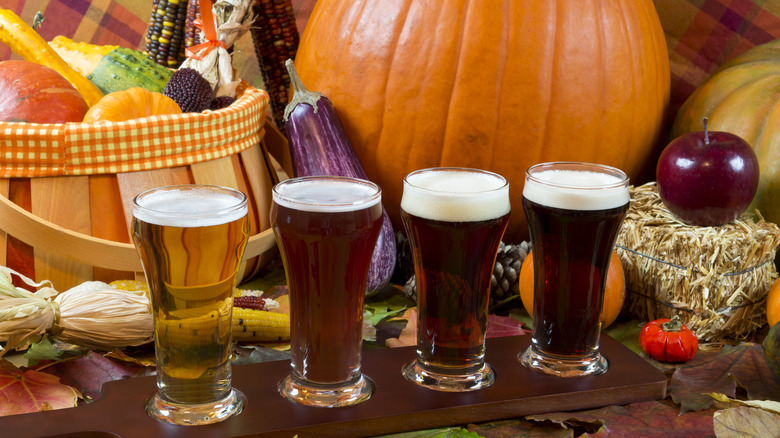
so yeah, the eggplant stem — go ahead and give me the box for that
[283,59,326,121]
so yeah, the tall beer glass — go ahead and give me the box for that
[520,162,629,377]
[132,185,248,425]
[271,176,383,407]
[401,168,510,392]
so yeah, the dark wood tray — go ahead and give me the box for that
[0,334,666,438]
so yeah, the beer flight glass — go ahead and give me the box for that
[270,176,383,407]
[132,185,249,425]
[401,167,510,392]
[520,162,629,377]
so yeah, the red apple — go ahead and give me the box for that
[656,119,759,227]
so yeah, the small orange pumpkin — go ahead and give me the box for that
[83,87,182,122]
[519,250,626,328]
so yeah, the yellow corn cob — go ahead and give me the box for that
[144,0,190,67]
[159,305,230,347]
[232,307,290,343]
[0,9,104,107]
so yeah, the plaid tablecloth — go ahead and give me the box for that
[1,0,779,133]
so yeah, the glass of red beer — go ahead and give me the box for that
[401,168,510,392]
[271,176,383,407]
[520,162,629,377]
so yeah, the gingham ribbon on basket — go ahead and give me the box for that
[0,83,269,177]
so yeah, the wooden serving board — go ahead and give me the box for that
[0,335,666,438]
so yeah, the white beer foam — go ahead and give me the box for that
[273,178,381,212]
[401,170,510,222]
[523,169,628,211]
[134,187,248,227]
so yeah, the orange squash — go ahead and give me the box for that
[83,87,182,122]
[0,60,88,123]
[293,0,670,240]
[519,250,626,328]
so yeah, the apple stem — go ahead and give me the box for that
[703,117,709,144]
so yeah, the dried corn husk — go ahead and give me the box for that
[180,0,255,97]
[616,183,780,346]
[0,266,153,355]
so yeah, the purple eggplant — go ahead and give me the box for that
[282,59,396,296]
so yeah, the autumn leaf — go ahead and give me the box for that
[713,407,780,438]
[468,418,573,437]
[38,351,153,402]
[526,399,716,437]
[386,308,417,348]
[0,360,79,416]
[486,314,529,338]
[669,343,780,413]
[377,427,482,437]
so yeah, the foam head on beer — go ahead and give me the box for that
[402,168,510,222]
[133,186,248,227]
[523,169,628,211]
[273,178,381,212]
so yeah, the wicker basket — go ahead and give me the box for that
[0,83,278,291]
[616,183,780,345]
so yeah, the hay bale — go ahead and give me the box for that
[616,182,780,345]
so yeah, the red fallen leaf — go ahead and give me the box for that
[385,310,529,348]
[0,360,79,416]
[669,343,780,413]
[38,351,153,402]
[526,399,716,437]
[486,314,530,338]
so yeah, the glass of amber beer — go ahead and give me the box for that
[401,168,510,392]
[520,162,629,377]
[271,176,383,407]
[132,185,249,425]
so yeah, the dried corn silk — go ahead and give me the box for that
[616,182,780,346]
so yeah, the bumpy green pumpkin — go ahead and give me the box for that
[672,39,780,226]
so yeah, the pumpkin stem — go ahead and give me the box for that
[703,117,709,144]
[661,314,683,332]
[283,58,326,121]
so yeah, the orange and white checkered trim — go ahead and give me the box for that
[0,83,269,177]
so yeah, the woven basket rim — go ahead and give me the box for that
[0,82,269,178]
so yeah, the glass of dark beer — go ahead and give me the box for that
[271,176,383,407]
[520,162,629,377]
[132,185,249,425]
[401,168,510,392]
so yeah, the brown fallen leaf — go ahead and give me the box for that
[526,399,716,437]
[385,310,528,349]
[669,343,780,413]
[0,360,79,416]
[468,418,573,437]
[713,406,780,438]
[38,351,153,402]
[386,308,417,348]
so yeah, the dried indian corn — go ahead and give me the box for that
[184,0,202,49]
[250,0,300,132]
[144,0,190,67]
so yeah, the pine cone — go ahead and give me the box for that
[401,241,531,309]
[490,241,531,310]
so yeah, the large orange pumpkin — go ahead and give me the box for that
[293,0,670,240]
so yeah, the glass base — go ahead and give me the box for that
[145,388,245,425]
[278,373,374,408]
[520,346,608,378]
[402,359,495,392]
